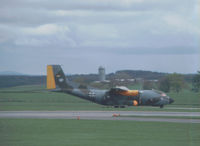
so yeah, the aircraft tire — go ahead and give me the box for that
[160,105,164,108]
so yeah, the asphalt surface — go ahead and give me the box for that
[166,107,200,110]
[0,111,200,123]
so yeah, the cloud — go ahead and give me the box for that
[0,0,179,11]
[23,24,70,35]
[0,0,199,74]
[163,14,200,35]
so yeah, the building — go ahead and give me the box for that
[98,66,106,82]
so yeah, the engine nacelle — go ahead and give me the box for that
[133,100,138,106]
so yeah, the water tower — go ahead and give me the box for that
[98,66,105,82]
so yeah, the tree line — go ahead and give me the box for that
[143,71,200,93]
[0,70,199,92]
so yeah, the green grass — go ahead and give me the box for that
[0,89,103,111]
[168,90,200,106]
[0,84,46,91]
[128,83,143,90]
[0,119,199,146]
[0,85,200,111]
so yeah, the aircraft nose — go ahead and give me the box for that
[169,98,174,104]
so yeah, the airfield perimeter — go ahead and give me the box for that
[1,111,200,123]
[0,85,200,146]
[0,84,200,123]
[0,85,200,124]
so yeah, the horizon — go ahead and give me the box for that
[0,68,197,76]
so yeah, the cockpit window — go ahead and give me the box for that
[161,93,166,97]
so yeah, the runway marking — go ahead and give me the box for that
[0,111,200,123]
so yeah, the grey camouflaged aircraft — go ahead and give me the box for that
[47,65,174,108]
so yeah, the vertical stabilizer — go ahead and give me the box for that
[47,65,56,89]
[46,65,70,90]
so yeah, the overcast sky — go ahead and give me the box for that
[0,0,199,75]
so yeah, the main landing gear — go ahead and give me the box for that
[160,105,164,108]
[114,105,125,108]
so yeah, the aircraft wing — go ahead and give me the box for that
[108,86,129,95]
[110,86,129,91]
[108,86,139,97]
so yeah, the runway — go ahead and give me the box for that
[0,111,200,123]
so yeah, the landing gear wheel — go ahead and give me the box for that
[160,105,164,108]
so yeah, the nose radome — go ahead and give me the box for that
[169,98,174,104]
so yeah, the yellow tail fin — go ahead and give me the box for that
[46,65,56,89]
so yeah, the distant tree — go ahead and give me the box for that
[115,72,131,80]
[158,77,170,92]
[168,73,184,92]
[143,80,154,90]
[109,72,132,87]
[158,73,184,93]
[73,76,87,85]
[192,71,200,92]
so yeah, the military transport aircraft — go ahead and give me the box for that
[47,65,174,108]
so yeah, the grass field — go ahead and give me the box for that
[0,85,200,146]
[168,90,200,106]
[0,85,199,111]
[0,119,199,146]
